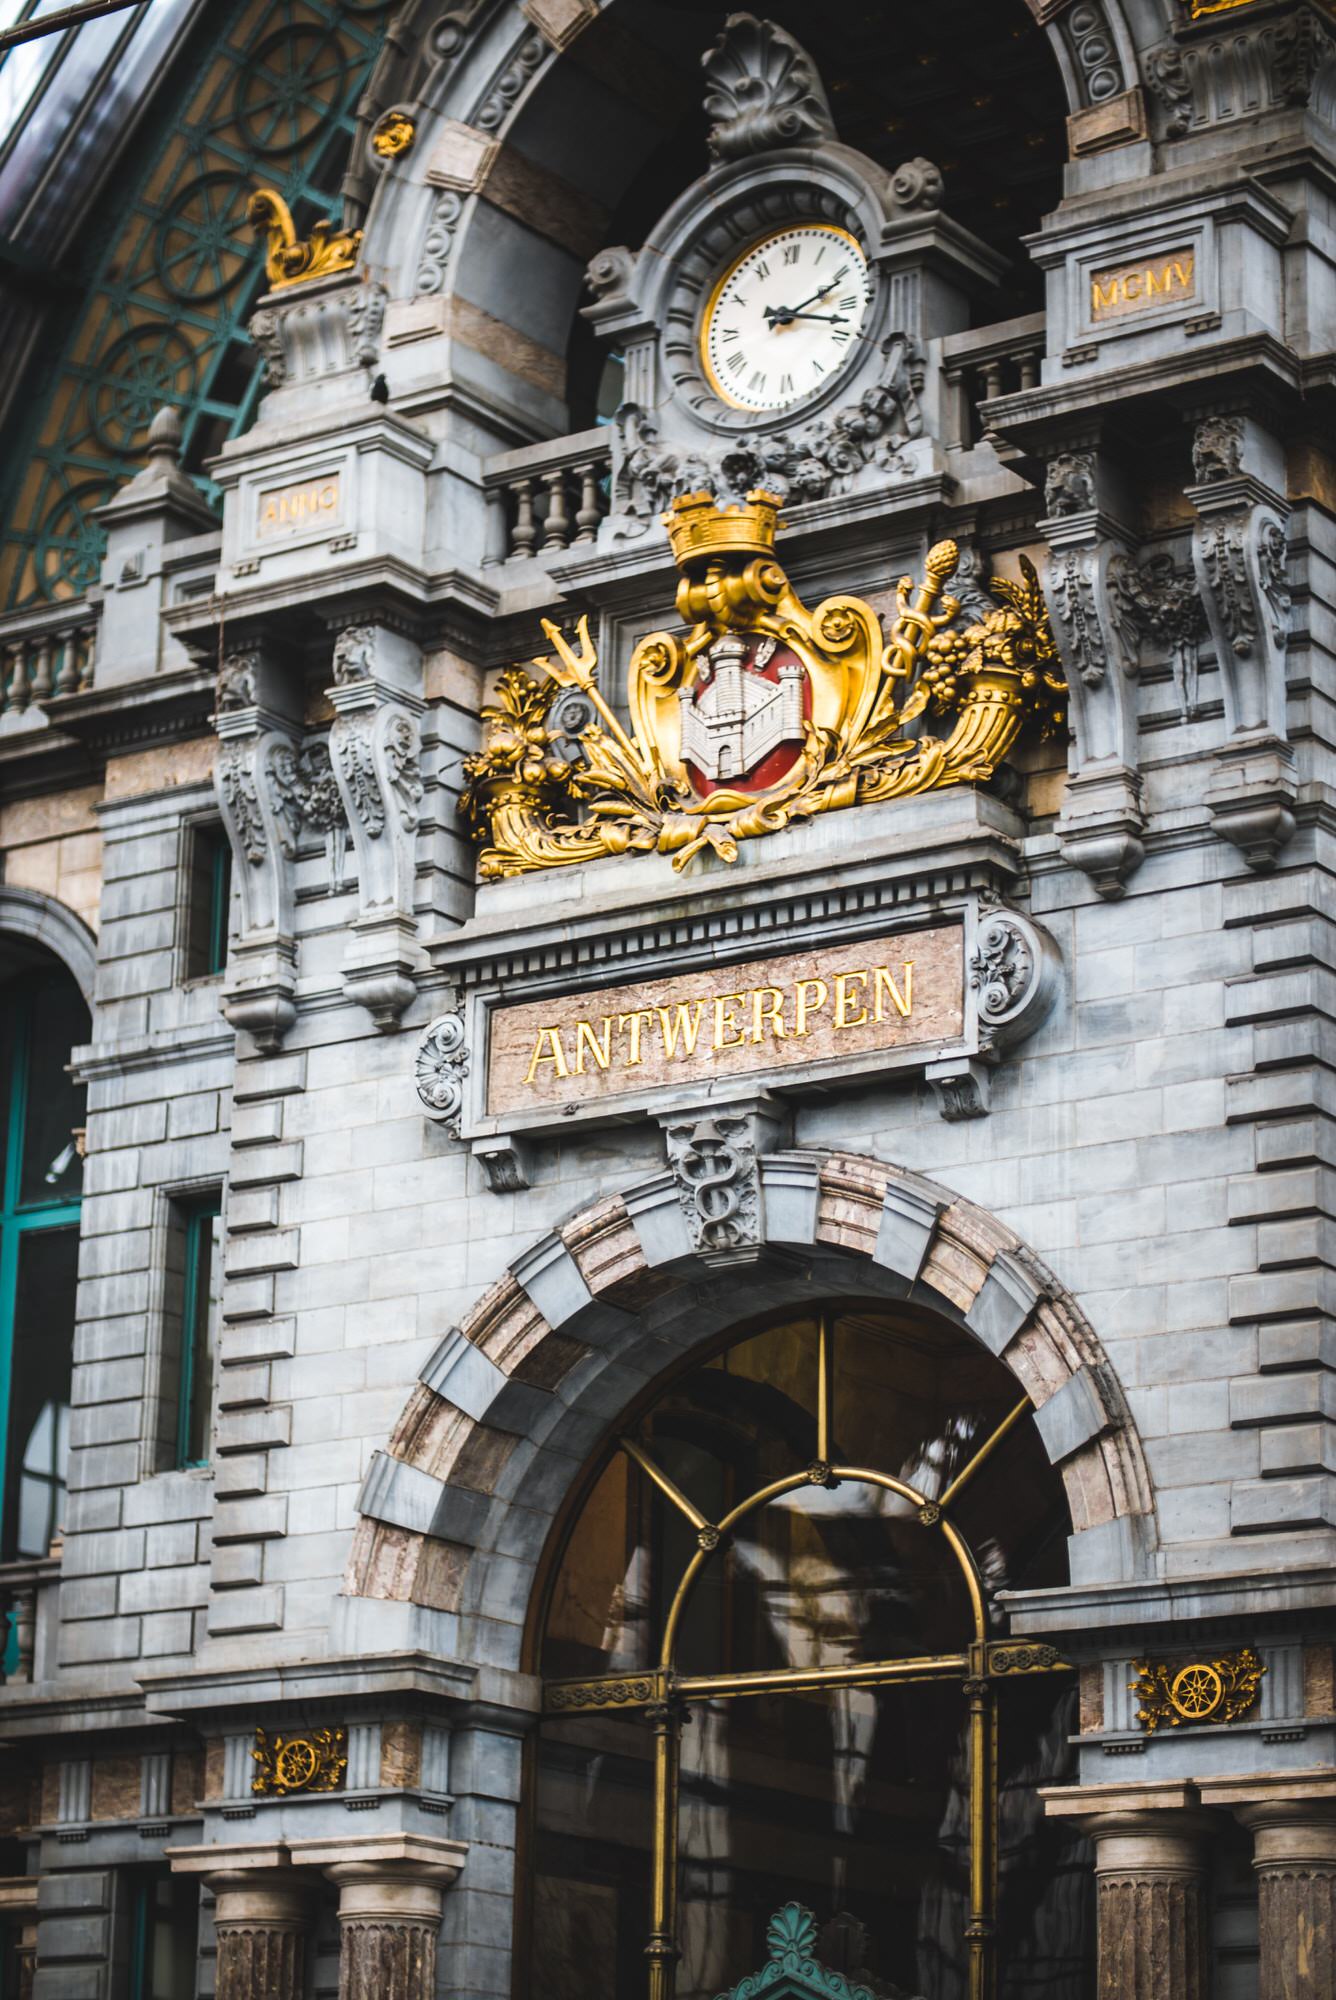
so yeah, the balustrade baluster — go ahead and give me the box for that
[77,623,97,689]
[5,642,29,713]
[30,636,53,702]
[510,478,537,559]
[1018,349,1040,392]
[541,468,571,551]
[574,463,602,544]
[54,631,78,695]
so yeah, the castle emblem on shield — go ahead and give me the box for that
[677,633,806,789]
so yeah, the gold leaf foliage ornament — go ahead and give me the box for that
[251,1724,348,1794]
[247,188,362,290]
[460,491,1065,878]
[1130,1647,1266,1734]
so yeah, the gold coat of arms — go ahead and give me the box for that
[461,491,1064,877]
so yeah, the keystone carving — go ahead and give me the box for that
[1192,414,1243,485]
[701,12,836,161]
[663,1110,764,1263]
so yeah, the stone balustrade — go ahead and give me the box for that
[940,311,1046,451]
[0,607,97,714]
[482,427,611,562]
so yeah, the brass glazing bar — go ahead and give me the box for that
[646,1701,681,2000]
[816,1314,831,1463]
[966,1658,994,2000]
[938,1397,1031,1514]
[678,1653,969,1700]
[621,1436,709,1534]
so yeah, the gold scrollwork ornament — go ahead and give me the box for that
[247,188,363,290]
[250,1724,348,1794]
[1130,1647,1266,1734]
[460,490,1065,879]
[371,110,416,159]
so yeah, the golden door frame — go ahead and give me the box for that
[540,1317,1075,2000]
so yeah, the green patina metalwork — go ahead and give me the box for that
[713,1907,878,2000]
[0,0,390,608]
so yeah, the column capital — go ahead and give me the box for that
[287,1832,467,1887]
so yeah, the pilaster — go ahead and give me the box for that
[324,1849,464,2000]
[1200,1774,1336,2000]
[206,1868,311,2000]
[1045,1784,1214,1999]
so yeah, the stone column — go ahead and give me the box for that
[1045,1784,1214,2000]
[1083,1810,1212,1999]
[326,1854,463,2000]
[209,1870,311,2000]
[1238,1803,1336,2000]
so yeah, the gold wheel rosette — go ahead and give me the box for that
[460,492,1064,878]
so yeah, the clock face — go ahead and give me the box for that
[700,223,873,415]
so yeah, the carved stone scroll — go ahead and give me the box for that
[701,13,836,160]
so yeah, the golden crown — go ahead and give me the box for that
[663,489,783,567]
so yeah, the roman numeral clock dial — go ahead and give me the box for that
[701,224,873,414]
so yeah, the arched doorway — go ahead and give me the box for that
[526,1301,1093,2000]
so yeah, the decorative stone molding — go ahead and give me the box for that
[969,905,1059,1053]
[326,624,427,1029]
[1186,413,1295,869]
[247,276,388,392]
[1144,9,1336,137]
[269,739,350,891]
[414,1014,469,1137]
[213,644,303,1052]
[1040,452,1146,897]
[613,334,924,514]
[470,1134,532,1193]
[701,12,836,161]
[926,1055,991,1121]
[659,1100,786,1265]
[1108,551,1208,722]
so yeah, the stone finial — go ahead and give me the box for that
[145,403,183,468]
[701,13,836,161]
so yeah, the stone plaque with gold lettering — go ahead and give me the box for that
[1089,249,1195,322]
[485,925,964,1120]
[255,473,343,539]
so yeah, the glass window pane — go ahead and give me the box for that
[181,1206,220,1466]
[17,972,87,1205]
[531,1710,651,2000]
[7,1222,75,1559]
[147,1868,198,2000]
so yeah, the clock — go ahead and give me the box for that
[700,223,873,415]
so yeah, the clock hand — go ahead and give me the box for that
[775,311,849,326]
[763,279,839,327]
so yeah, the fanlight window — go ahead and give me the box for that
[531,1306,1092,2000]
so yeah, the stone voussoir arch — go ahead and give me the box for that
[345,1150,1156,1663]
[0,883,98,1002]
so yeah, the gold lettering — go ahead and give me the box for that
[752,986,788,1043]
[873,963,914,1020]
[1145,264,1170,295]
[834,970,869,1029]
[794,978,828,1037]
[1171,257,1193,289]
[713,993,748,1050]
[658,1000,705,1058]
[1092,277,1120,313]
[524,1027,569,1083]
[1123,272,1143,302]
[319,481,338,510]
[618,1009,654,1066]
[574,1017,612,1073]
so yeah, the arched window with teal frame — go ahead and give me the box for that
[0,953,88,1565]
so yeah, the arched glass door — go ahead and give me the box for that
[529,1306,1092,2000]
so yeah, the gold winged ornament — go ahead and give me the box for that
[461,491,1064,877]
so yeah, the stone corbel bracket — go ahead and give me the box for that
[1040,448,1147,899]
[657,1095,789,1267]
[326,624,428,1029]
[1186,413,1295,871]
[213,649,304,1052]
